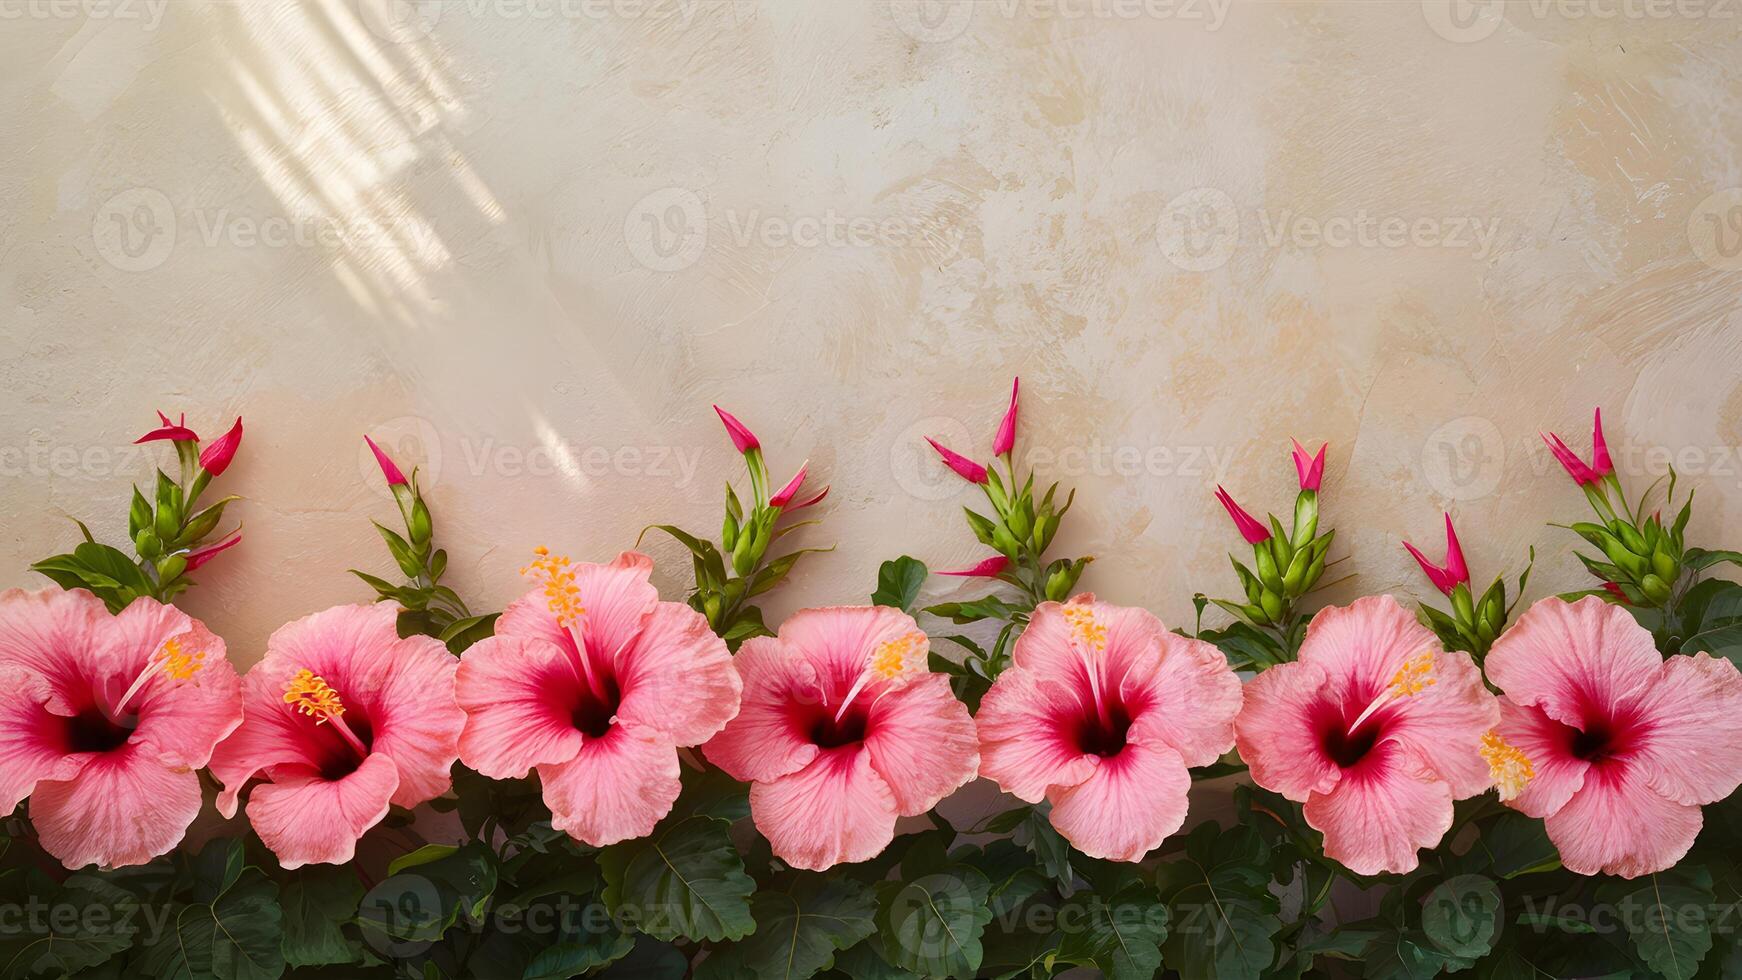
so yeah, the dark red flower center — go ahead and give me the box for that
[1074,702,1133,758]
[571,674,622,739]
[65,708,134,754]
[811,706,869,749]
[1322,721,1380,769]
[317,714,375,780]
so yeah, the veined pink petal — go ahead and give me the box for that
[612,602,740,746]
[974,667,1098,803]
[702,636,822,784]
[713,405,760,453]
[1484,597,1661,729]
[1048,741,1190,862]
[198,417,243,476]
[773,605,926,694]
[1233,660,1342,802]
[1625,652,1742,805]
[1214,486,1270,544]
[246,753,400,869]
[861,673,978,815]
[1375,639,1497,797]
[364,435,408,486]
[541,726,683,847]
[31,746,204,869]
[1125,631,1243,768]
[455,636,586,780]
[937,555,1009,577]
[1303,738,1455,876]
[102,600,242,769]
[925,438,989,484]
[0,665,86,814]
[495,551,659,676]
[1543,764,1701,878]
[993,377,1020,456]
[748,749,898,871]
[1494,698,1589,818]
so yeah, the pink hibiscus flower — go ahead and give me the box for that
[209,603,464,868]
[1235,595,1499,875]
[455,549,741,846]
[0,588,241,869]
[974,595,1242,862]
[1485,596,1742,878]
[703,606,978,870]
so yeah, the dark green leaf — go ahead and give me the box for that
[695,878,876,980]
[598,816,755,943]
[281,866,364,967]
[872,556,928,613]
[872,869,992,978]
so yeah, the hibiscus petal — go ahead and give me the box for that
[1234,660,1342,803]
[974,666,1096,804]
[613,602,740,746]
[540,726,682,847]
[1495,698,1589,818]
[31,746,203,869]
[748,748,898,871]
[775,605,922,694]
[0,587,108,710]
[1009,597,1097,691]
[1378,645,1497,797]
[1047,741,1190,862]
[1125,632,1242,768]
[0,665,86,814]
[456,636,586,779]
[862,673,978,816]
[361,634,465,808]
[1303,739,1454,876]
[114,610,243,770]
[497,552,659,669]
[1298,595,1439,706]
[1485,597,1661,729]
[1625,652,1742,806]
[1545,764,1701,878]
[702,636,821,784]
[247,753,401,869]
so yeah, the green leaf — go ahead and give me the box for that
[826,942,918,979]
[0,873,139,979]
[639,524,727,586]
[280,866,364,967]
[1053,882,1169,980]
[138,870,285,980]
[748,547,832,598]
[1623,868,1714,980]
[1679,580,1742,665]
[1420,874,1499,960]
[598,815,755,943]
[596,935,693,978]
[1684,548,1742,571]
[924,595,1021,625]
[389,844,460,876]
[1154,822,1281,980]
[696,878,877,980]
[438,613,499,653]
[1020,806,1074,888]
[1477,810,1561,878]
[871,556,928,612]
[357,843,497,944]
[1360,928,1451,980]
[872,869,993,978]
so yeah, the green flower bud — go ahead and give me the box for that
[1651,550,1677,583]
[1260,590,1285,624]
[157,554,187,583]
[1254,542,1283,593]
[1641,573,1671,605]
[135,528,162,560]
[409,498,433,549]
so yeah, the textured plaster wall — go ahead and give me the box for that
[2,0,1741,666]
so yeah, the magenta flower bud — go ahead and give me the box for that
[185,530,241,572]
[1214,486,1270,544]
[1403,513,1469,596]
[939,555,1010,577]
[1591,407,1613,477]
[770,461,809,508]
[1291,438,1326,492]
[364,435,409,487]
[136,410,198,444]
[926,438,989,485]
[713,405,760,454]
[198,418,244,476]
[993,377,1020,457]
[1541,431,1602,486]
[790,486,829,510]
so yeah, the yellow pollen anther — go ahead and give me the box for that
[522,546,585,628]
[1386,651,1437,699]
[158,637,206,681]
[1063,605,1107,652]
[1481,731,1534,801]
[870,632,927,683]
[284,669,345,724]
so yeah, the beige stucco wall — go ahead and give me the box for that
[3,0,1740,665]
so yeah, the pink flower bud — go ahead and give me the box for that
[364,435,409,486]
[1214,486,1270,544]
[198,418,244,476]
[939,555,1010,577]
[770,461,809,508]
[993,377,1020,457]
[1541,431,1601,486]
[1290,439,1326,492]
[185,530,241,572]
[1403,513,1469,596]
[136,410,198,444]
[713,405,760,453]
[790,486,829,510]
[926,438,989,485]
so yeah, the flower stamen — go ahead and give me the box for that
[837,630,928,723]
[1348,650,1438,734]
[112,634,209,716]
[1063,604,1113,726]
[284,668,367,758]
[522,546,611,701]
[1480,731,1534,801]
